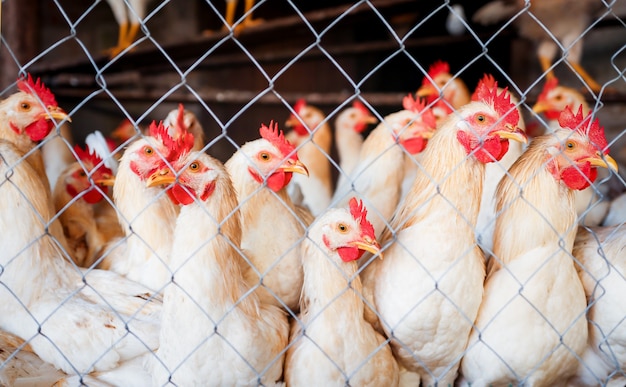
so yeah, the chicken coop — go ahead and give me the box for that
[1,0,626,385]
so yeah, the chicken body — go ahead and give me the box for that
[285,100,333,216]
[225,123,309,312]
[0,139,160,378]
[101,135,180,291]
[285,199,398,386]
[149,151,288,386]
[461,109,617,386]
[368,91,526,385]
[572,226,626,386]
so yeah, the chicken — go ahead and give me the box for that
[0,74,74,261]
[533,77,610,227]
[533,77,591,131]
[100,121,194,291]
[365,84,526,386]
[472,0,606,92]
[332,95,438,240]
[471,74,527,255]
[285,198,399,386]
[461,106,618,386]
[285,99,333,216]
[602,192,626,226]
[147,150,288,386]
[53,144,119,268]
[0,139,161,381]
[104,0,151,57]
[225,121,309,312]
[416,60,471,110]
[334,100,378,191]
[571,225,626,386]
[224,0,261,33]
[162,103,206,152]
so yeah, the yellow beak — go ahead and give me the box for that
[146,168,176,187]
[583,153,619,173]
[364,115,379,125]
[285,116,300,128]
[43,106,71,122]
[532,101,551,114]
[416,85,437,98]
[95,176,116,187]
[493,124,528,144]
[280,159,309,177]
[352,238,383,260]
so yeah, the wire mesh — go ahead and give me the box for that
[1,0,626,386]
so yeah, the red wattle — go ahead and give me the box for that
[561,163,597,190]
[337,246,365,262]
[401,137,427,155]
[24,119,53,141]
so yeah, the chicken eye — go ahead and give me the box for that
[20,102,31,111]
[144,146,154,155]
[476,114,486,123]
[189,162,200,171]
[566,141,576,150]
[337,223,349,233]
[260,152,271,161]
[79,171,87,177]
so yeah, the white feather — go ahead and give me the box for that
[85,130,118,174]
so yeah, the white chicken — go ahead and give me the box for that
[416,60,471,110]
[366,84,526,386]
[285,198,399,386]
[461,106,618,386]
[100,121,194,291]
[0,139,161,381]
[285,99,334,216]
[334,100,378,190]
[147,150,288,386]
[104,0,151,57]
[332,96,438,240]
[162,103,206,152]
[571,225,626,386]
[225,121,309,312]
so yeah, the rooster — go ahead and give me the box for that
[285,198,398,386]
[366,84,527,385]
[147,150,288,386]
[332,95,437,240]
[0,139,161,381]
[472,0,606,92]
[571,225,626,386]
[100,121,194,291]
[285,99,333,216]
[53,144,118,268]
[533,77,610,227]
[334,100,378,191]
[225,122,309,313]
[461,106,618,386]
[416,60,471,110]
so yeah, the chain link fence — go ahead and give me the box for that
[1,0,626,386]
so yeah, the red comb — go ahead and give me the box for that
[17,74,58,107]
[73,144,112,175]
[402,94,437,129]
[474,83,520,129]
[148,120,194,161]
[349,197,376,241]
[176,103,186,133]
[558,105,609,153]
[260,120,297,160]
[537,77,560,103]
[293,99,307,115]
[472,74,498,101]
[422,61,450,86]
[353,100,371,116]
